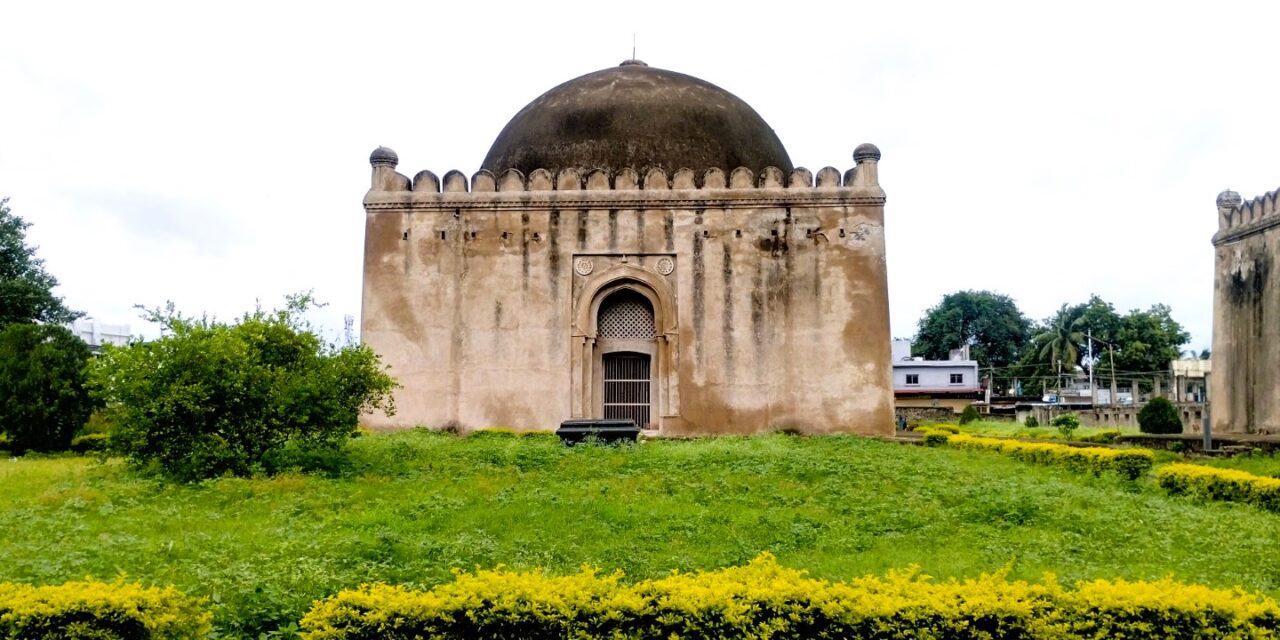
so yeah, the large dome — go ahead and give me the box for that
[482,61,793,177]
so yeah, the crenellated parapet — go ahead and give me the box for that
[1214,187,1280,244]
[364,145,885,211]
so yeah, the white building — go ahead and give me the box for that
[70,319,131,351]
[891,339,982,413]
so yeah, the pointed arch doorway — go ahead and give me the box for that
[596,290,655,427]
[571,264,680,431]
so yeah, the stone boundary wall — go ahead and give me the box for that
[895,406,954,426]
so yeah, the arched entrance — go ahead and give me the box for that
[570,264,679,430]
[596,290,656,426]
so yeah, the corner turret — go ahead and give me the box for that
[369,146,410,192]
[851,143,881,188]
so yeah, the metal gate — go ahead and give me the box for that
[602,352,650,428]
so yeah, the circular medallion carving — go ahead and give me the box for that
[655,257,675,275]
[574,258,594,276]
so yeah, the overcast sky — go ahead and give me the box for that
[3,1,1278,351]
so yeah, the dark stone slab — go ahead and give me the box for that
[556,419,641,445]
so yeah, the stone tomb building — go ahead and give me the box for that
[1211,187,1280,434]
[361,61,892,435]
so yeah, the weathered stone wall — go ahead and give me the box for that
[894,406,955,426]
[361,158,894,436]
[1211,188,1280,434]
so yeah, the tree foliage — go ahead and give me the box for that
[0,323,95,453]
[87,295,398,480]
[913,290,1031,373]
[1138,396,1183,434]
[0,198,80,331]
[1015,295,1190,396]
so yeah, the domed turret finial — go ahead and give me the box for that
[370,146,399,168]
[620,59,648,67]
[1216,188,1242,209]
[853,143,881,163]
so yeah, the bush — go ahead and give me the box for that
[0,323,95,454]
[922,431,950,447]
[1051,413,1080,439]
[1024,415,1039,428]
[1157,463,1280,513]
[945,433,1154,480]
[0,578,210,639]
[1139,396,1183,434]
[915,423,959,434]
[958,404,980,425]
[300,553,1280,639]
[87,295,398,480]
[70,432,110,454]
[1078,429,1122,444]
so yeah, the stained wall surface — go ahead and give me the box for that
[361,162,894,436]
[1211,188,1280,434]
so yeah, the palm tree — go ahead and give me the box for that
[1034,308,1085,390]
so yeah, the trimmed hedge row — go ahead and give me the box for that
[300,553,1280,639]
[1157,463,1280,513]
[11,557,1280,638]
[0,579,210,639]
[935,433,1155,480]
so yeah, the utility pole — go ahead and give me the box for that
[1088,328,1095,407]
[1109,346,1117,407]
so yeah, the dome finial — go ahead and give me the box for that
[853,143,881,163]
[370,146,399,167]
[1217,188,1242,209]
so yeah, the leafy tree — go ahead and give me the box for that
[913,290,1031,375]
[1111,304,1190,391]
[1015,296,1189,397]
[1138,396,1182,434]
[0,198,81,331]
[0,323,95,453]
[958,404,979,425]
[87,295,398,480]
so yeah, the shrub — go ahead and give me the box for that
[1051,413,1080,439]
[946,434,1154,480]
[87,295,398,480]
[1024,415,1039,428]
[915,423,959,434]
[0,323,95,454]
[1139,396,1183,434]
[0,578,210,639]
[922,431,950,447]
[958,404,980,425]
[70,432,110,454]
[1156,463,1280,513]
[300,553,1280,640]
[1079,429,1122,444]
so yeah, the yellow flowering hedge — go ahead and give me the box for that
[0,579,210,639]
[300,553,1280,639]
[1157,463,1280,513]
[941,433,1155,480]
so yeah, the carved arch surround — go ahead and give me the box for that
[573,263,677,338]
[570,263,680,426]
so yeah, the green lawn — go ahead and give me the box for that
[4,431,1280,638]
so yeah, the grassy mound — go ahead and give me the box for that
[3,430,1280,637]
